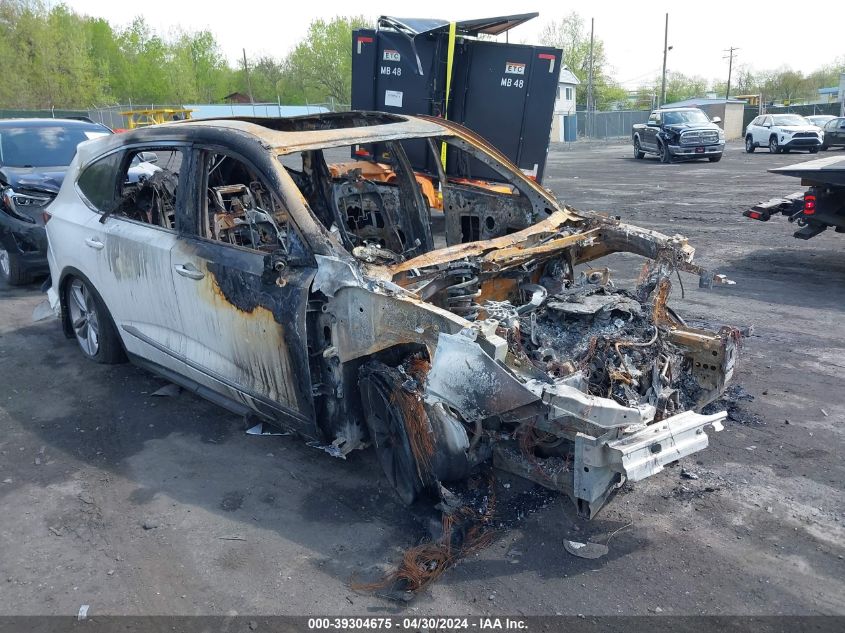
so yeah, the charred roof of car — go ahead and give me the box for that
[171,111,447,153]
[74,111,562,210]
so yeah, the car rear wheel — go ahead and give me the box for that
[809,146,819,154]
[769,136,780,154]
[65,276,125,364]
[745,136,755,153]
[0,249,31,286]
[633,137,645,159]
[708,154,722,162]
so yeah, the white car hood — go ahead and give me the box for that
[779,126,818,133]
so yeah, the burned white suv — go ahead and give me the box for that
[44,112,737,518]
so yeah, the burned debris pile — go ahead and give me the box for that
[484,263,706,419]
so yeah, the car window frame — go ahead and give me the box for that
[75,147,123,214]
[184,143,314,263]
[75,141,191,236]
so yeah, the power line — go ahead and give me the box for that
[617,67,664,87]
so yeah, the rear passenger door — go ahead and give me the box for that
[76,145,187,367]
[169,146,319,436]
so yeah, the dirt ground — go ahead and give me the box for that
[1,139,843,617]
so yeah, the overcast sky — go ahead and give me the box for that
[63,0,845,88]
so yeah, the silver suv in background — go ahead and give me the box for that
[745,114,822,154]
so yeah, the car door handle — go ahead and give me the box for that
[174,263,205,280]
[84,238,104,250]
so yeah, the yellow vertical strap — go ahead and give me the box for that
[440,21,457,168]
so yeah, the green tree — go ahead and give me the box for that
[663,72,708,104]
[245,56,287,103]
[539,12,619,109]
[761,68,811,103]
[283,16,371,105]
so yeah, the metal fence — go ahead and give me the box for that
[0,108,89,120]
[577,109,650,140]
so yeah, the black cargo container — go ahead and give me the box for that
[351,14,562,183]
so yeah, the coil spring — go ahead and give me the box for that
[446,264,481,321]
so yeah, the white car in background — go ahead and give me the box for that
[745,114,823,154]
[806,115,835,129]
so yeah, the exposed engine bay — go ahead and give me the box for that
[309,190,737,518]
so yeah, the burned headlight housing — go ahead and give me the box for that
[1,187,51,224]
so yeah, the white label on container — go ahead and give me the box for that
[385,90,403,108]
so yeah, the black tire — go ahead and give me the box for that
[0,249,31,286]
[745,136,755,153]
[359,361,429,505]
[633,137,645,159]
[64,276,126,364]
[821,142,828,151]
[658,140,672,164]
[708,154,722,162]
[769,136,780,154]
[809,146,819,154]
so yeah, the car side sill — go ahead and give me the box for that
[122,324,315,436]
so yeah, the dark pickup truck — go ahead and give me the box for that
[632,107,725,163]
[744,155,845,240]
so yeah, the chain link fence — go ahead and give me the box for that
[577,109,650,140]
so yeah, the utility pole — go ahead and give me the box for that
[660,13,668,107]
[724,47,738,100]
[586,18,594,136]
[839,72,845,117]
[242,48,255,105]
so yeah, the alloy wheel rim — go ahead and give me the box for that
[68,280,100,357]
[0,250,9,277]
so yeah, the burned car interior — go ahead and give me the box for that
[202,151,296,254]
[112,149,182,229]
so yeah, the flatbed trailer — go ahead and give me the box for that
[745,155,845,240]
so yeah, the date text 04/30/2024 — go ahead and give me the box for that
[307,617,528,630]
